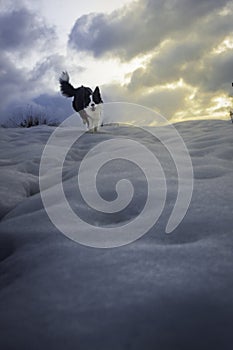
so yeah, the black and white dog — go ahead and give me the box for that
[59,71,103,132]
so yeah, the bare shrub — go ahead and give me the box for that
[2,104,60,128]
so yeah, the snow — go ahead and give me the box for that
[0,119,233,349]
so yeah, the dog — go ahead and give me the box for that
[59,71,103,132]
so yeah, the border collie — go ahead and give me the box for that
[59,71,103,132]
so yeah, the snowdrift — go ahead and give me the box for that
[0,119,232,349]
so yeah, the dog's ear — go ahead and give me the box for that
[93,86,103,104]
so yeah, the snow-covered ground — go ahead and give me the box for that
[0,119,233,349]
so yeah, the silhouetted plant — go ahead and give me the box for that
[3,104,59,128]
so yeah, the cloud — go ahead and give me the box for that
[33,93,74,120]
[1,0,233,123]
[0,8,55,53]
[0,51,80,123]
[69,0,230,60]
[187,49,233,93]
[128,25,233,94]
[0,54,29,109]
[68,0,233,120]
[103,81,192,120]
[127,39,203,90]
[0,5,71,120]
[138,87,190,118]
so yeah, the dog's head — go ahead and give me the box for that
[74,86,103,112]
[59,72,103,114]
[89,86,103,111]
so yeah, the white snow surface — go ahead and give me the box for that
[0,119,233,349]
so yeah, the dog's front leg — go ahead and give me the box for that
[78,110,90,128]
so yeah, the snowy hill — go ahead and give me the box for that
[0,119,233,349]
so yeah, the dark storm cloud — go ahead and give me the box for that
[0,54,28,108]
[69,0,230,60]
[0,6,69,121]
[0,8,55,52]
[0,50,80,122]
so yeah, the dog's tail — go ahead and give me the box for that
[59,71,76,98]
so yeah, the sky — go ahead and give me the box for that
[1,0,233,123]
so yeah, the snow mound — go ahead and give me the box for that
[0,119,233,349]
